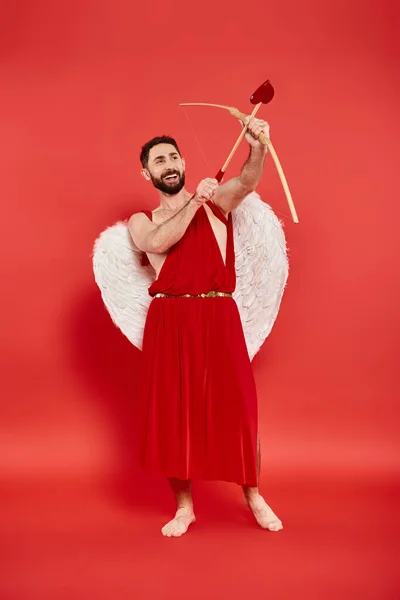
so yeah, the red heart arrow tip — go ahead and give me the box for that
[250,80,275,105]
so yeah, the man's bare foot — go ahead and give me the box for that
[161,507,196,538]
[246,494,283,532]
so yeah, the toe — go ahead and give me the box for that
[161,524,172,536]
[268,520,283,532]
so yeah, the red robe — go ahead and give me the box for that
[139,202,258,486]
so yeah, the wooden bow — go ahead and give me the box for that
[180,102,299,223]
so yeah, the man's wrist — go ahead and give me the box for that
[189,195,203,208]
[249,143,268,156]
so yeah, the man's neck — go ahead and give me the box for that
[158,187,192,211]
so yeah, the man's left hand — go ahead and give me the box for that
[242,116,270,150]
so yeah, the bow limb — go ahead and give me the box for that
[264,141,299,223]
[179,102,243,120]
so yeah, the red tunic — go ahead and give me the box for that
[139,201,258,486]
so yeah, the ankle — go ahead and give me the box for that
[243,487,260,502]
[176,498,194,511]
[176,504,194,515]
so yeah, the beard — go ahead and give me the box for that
[150,169,185,195]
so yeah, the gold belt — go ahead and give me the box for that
[154,291,232,299]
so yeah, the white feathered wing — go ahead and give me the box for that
[231,193,289,360]
[92,192,288,359]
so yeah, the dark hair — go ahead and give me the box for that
[140,135,181,168]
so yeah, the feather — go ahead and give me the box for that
[92,192,288,360]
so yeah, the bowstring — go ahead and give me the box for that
[182,109,212,173]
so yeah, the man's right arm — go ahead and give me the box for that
[128,178,219,254]
[129,200,199,254]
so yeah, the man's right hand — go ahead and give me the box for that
[192,178,219,205]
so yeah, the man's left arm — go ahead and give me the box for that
[212,117,270,215]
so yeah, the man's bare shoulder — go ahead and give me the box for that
[128,213,155,248]
[129,211,150,227]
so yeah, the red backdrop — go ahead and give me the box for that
[0,1,398,598]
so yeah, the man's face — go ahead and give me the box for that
[143,143,186,195]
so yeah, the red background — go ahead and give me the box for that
[0,1,399,599]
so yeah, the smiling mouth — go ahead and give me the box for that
[164,173,179,183]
